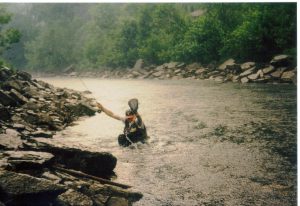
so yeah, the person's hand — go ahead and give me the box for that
[96,102,103,110]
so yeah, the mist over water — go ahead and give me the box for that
[40,78,297,206]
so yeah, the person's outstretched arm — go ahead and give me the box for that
[96,102,124,121]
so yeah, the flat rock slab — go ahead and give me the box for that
[23,139,117,177]
[3,151,54,170]
[0,170,66,196]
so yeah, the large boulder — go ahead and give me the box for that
[16,71,32,81]
[23,139,117,177]
[106,197,128,206]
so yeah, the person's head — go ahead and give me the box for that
[125,109,135,122]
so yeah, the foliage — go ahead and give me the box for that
[2,3,297,71]
[0,5,20,66]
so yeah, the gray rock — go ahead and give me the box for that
[239,67,256,77]
[0,90,17,106]
[3,150,54,170]
[31,129,53,138]
[12,123,26,131]
[241,77,249,83]
[281,70,296,82]
[66,102,97,117]
[241,62,255,71]
[106,197,128,206]
[195,68,206,75]
[270,68,287,78]
[9,89,29,105]
[270,54,291,67]
[0,170,66,196]
[2,80,23,92]
[218,59,235,70]
[56,189,93,206]
[0,132,22,150]
[42,171,62,184]
[166,62,179,69]
[91,193,109,206]
[23,139,117,176]
[85,184,143,203]
[17,71,32,81]
[152,70,164,77]
[0,106,11,121]
[133,59,144,70]
[248,73,260,80]
[262,66,275,74]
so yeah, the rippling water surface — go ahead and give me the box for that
[40,78,297,206]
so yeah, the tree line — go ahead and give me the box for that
[0,3,296,72]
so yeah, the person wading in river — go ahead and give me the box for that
[96,99,148,147]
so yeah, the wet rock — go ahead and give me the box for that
[0,170,65,195]
[106,197,128,206]
[270,54,291,67]
[3,151,54,170]
[9,89,29,105]
[55,189,93,206]
[0,106,11,121]
[0,132,22,150]
[0,90,17,106]
[262,65,275,74]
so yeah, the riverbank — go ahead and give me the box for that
[0,67,142,205]
[37,54,296,85]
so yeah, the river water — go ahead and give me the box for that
[39,78,297,206]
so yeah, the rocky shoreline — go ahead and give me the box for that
[56,55,296,85]
[0,67,142,205]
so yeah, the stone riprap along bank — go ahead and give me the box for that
[0,67,142,206]
[66,55,296,85]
